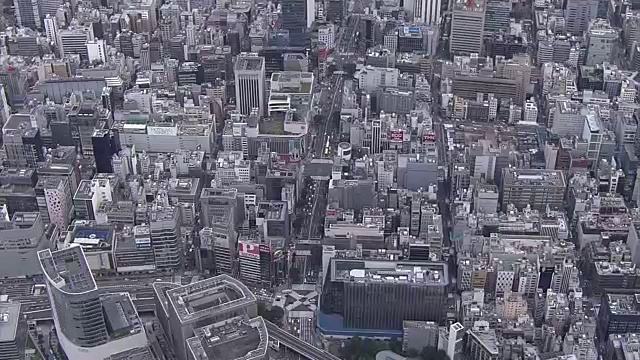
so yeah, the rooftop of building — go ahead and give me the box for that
[330,259,449,286]
[0,167,35,181]
[38,245,96,294]
[234,54,264,72]
[579,212,631,231]
[66,221,114,252]
[113,225,151,253]
[36,176,67,191]
[606,293,640,316]
[37,161,75,175]
[609,333,640,358]
[166,274,256,324]
[259,111,306,135]
[3,114,38,138]
[0,211,40,230]
[468,329,499,355]
[74,179,104,200]
[403,320,438,330]
[0,297,19,342]
[187,316,268,360]
[399,25,423,38]
[595,260,639,276]
[257,201,287,221]
[98,200,136,215]
[101,292,144,339]
[502,168,565,187]
[201,187,238,199]
[104,346,156,360]
[270,72,313,94]
[149,203,178,223]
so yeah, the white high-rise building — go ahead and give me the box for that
[86,40,107,64]
[186,24,196,46]
[234,53,265,116]
[318,25,335,49]
[524,99,538,123]
[38,246,149,360]
[58,26,94,59]
[44,14,58,46]
[439,322,465,360]
[306,0,315,28]
[414,0,441,25]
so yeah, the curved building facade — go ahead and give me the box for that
[38,246,108,349]
[39,245,149,359]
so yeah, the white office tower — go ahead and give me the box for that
[318,25,335,49]
[44,15,58,46]
[306,0,315,28]
[234,53,265,116]
[58,26,94,59]
[38,246,149,359]
[415,0,441,25]
[450,0,486,55]
[87,39,107,64]
[524,99,538,123]
[186,24,196,46]
[439,322,465,360]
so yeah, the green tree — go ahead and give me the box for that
[269,306,284,323]
[257,303,285,324]
[406,349,420,358]
[420,347,449,360]
[338,337,397,360]
[289,267,301,283]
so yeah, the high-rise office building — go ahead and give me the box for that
[414,0,442,25]
[483,0,510,34]
[2,114,44,168]
[39,245,150,359]
[326,0,344,23]
[200,188,242,228]
[450,0,486,55]
[14,0,40,30]
[280,0,313,47]
[39,245,109,351]
[149,200,183,270]
[500,168,566,211]
[320,258,449,330]
[58,26,94,59]
[40,177,72,229]
[43,14,58,46]
[585,19,618,66]
[198,217,237,274]
[39,0,61,21]
[92,129,117,173]
[234,54,266,116]
[565,0,598,35]
[597,292,640,346]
